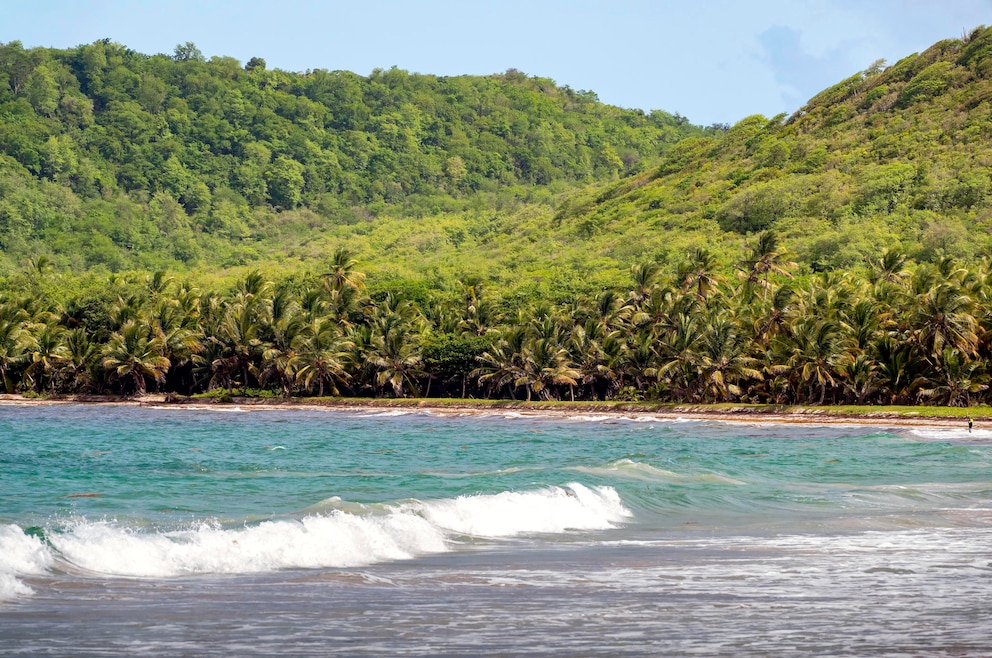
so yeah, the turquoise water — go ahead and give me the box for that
[2,404,992,655]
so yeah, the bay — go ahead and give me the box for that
[2,404,991,656]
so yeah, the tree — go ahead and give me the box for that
[292,319,351,396]
[0,303,28,392]
[739,231,796,300]
[101,321,170,395]
[245,57,266,72]
[516,337,579,401]
[23,322,68,393]
[173,42,204,62]
[264,156,306,209]
[368,328,423,397]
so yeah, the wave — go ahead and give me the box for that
[908,428,992,442]
[0,484,628,597]
[357,409,419,418]
[572,459,747,485]
[0,524,54,601]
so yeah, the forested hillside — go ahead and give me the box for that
[0,39,700,276]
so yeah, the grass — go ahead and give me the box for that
[181,394,992,420]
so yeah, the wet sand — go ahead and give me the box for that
[0,393,980,429]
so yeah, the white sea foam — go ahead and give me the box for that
[21,485,628,579]
[411,483,631,537]
[908,428,992,442]
[358,410,416,418]
[572,459,747,485]
[0,524,54,600]
[51,513,448,577]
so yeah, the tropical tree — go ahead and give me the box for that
[368,328,424,397]
[22,322,68,393]
[738,231,796,300]
[0,302,28,393]
[101,321,170,395]
[516,336,580,401]
[696,313,762,402]
[292,319,352,397]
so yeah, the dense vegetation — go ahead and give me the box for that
[1,239,992,406]
[0,38,700,283]
[3,28,992,405]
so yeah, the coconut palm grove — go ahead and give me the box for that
[3,28,992,404]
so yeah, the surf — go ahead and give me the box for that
[0,483,629,594]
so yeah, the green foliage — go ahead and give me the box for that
[0,39,703,278]
[3,28,992,308]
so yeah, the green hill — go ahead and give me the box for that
[554,26,992,277]
[6,29,992,300]
[0,38,703,286]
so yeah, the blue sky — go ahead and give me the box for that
[2,0,989,126]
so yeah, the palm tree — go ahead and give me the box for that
[147,294,204,392]
[748,283,795,348]
[62,327,100,393]
[627,262,660,307]
[783,317,843,404]
[569,319,626,400]
[257,287,303,396]
[866,248,909,286]
[655,312,703,401]
[623,331,659,394]
[456,278,500,336]
[739,230,796,300]
[696,314,761,402]
[212,298,268,393]
[873,336,919,404]
[835,352,879,404]
[910,282,979,359]
[918,348,988,407]
[0,302,28,393]
[474,325,532,399]
[101,321,170,396]
[368,329,424,397]
[516,336,580,401]
[678,247,721,301]
[23,322,69,393]
[292,319,352,397]
[323,247,366,295]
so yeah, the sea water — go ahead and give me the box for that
[1,404,991,656]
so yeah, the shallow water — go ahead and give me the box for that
[2,405,991,655]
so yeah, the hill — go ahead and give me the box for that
[553,26,992,278]
[0,38,704,284]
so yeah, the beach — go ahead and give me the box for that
[1,392,981,428]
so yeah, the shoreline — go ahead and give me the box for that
[1,394,984,429]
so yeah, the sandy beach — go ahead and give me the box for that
[1,393,981,429]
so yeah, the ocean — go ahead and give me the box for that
[1,403,991,656]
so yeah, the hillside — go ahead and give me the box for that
[553,26,992,278]
[0,38,703,281]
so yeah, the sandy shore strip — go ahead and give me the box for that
[1,393,986,430]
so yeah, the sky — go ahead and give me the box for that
[1,0,990,126]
